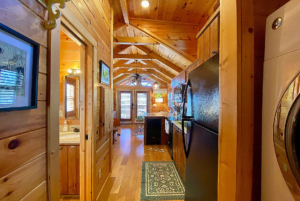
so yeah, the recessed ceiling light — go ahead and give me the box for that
[141,0,149,8]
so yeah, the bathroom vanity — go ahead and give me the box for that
[59,132,80,195]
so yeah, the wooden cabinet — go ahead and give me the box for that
[198,15,219,64]
[173,125,186,182]
[60,145,80,195]
[203,28,210,61]
[198,34,204,64]
[210,15,219,57]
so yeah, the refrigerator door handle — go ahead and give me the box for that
[182,119,193,158]
[182,79,193,119]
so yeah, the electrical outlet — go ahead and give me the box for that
[98,169,101,179]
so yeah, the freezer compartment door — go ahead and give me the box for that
[185,122,218,201]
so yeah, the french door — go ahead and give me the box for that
[120,91,132,121]
[136,91,148,117]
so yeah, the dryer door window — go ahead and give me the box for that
[274,74,300,187]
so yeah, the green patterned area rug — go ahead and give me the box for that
[141,161,185,200]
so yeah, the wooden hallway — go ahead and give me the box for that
[98,124,184,201]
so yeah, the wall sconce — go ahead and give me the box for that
[153,104,157,107]
[68,69,81,75]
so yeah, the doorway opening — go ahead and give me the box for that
[59,26,86,201]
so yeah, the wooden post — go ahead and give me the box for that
[219,0,290,200]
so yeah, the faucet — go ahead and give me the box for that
[71,127,80,132]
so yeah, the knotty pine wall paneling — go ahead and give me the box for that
[0,0,114,201]
[0,0,48,200]
[62,0,114,199]
[218,0,290,201]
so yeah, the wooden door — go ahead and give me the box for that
[119,91,133,121]
[136,91,149,117]
[210,15,219,57]
[93,87,113,200]
[101,88,114,140]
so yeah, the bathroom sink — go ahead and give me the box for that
[60,131,79,135]
[59,132,80,144]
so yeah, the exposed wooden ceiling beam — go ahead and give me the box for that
[147,69,171,84]
[113,60,176,79]
[114,22,128,32]
[113,54,152,60]
[113,60,152,68]
[129,17,201,26]
[118,76,134,85]
[114,37,160,45]
[148,75,168,85]
[114,74,132,85]
[129,22,196,62]
[113,45,132,54]
[119,0,129,24]
[113,69,152,78]
[134,45,183,73]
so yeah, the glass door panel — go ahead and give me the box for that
[120,92,132,120]
[136,92,148,117]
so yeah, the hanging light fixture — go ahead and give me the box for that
[153,60,159,89]
[153,81,159,89]
[132,60,143,85]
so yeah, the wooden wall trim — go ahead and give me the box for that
[60,6,97,47]
[218,0,240,200]
[47,18,61,201]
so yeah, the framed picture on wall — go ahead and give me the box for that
[0,23,40,111]
[99,60,110,86]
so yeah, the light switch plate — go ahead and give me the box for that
[98,169,101,179]
[59,110,63,117]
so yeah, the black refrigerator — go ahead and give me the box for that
[182,53,219,201]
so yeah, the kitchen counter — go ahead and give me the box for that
[143,112,187,134]
[172,121,187,135]
[59,132,80,145]
[144,113,167,145]
[143,112,169,117]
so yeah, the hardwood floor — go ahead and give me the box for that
[99,124,184,201]
[60,124,183,201]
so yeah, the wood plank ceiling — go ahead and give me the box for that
[112,0,219,87]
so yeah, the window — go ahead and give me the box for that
[66,83,75,112]
[141,81,152,87]
[120,92,132,120]
[136,92,148,117]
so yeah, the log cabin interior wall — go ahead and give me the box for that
[0,0,48,200]
[0,0,113,200]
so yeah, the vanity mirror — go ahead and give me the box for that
[65,75,80,119]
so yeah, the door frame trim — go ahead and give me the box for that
[48,5,97,201]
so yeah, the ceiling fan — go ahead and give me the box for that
[131,60,147,84]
